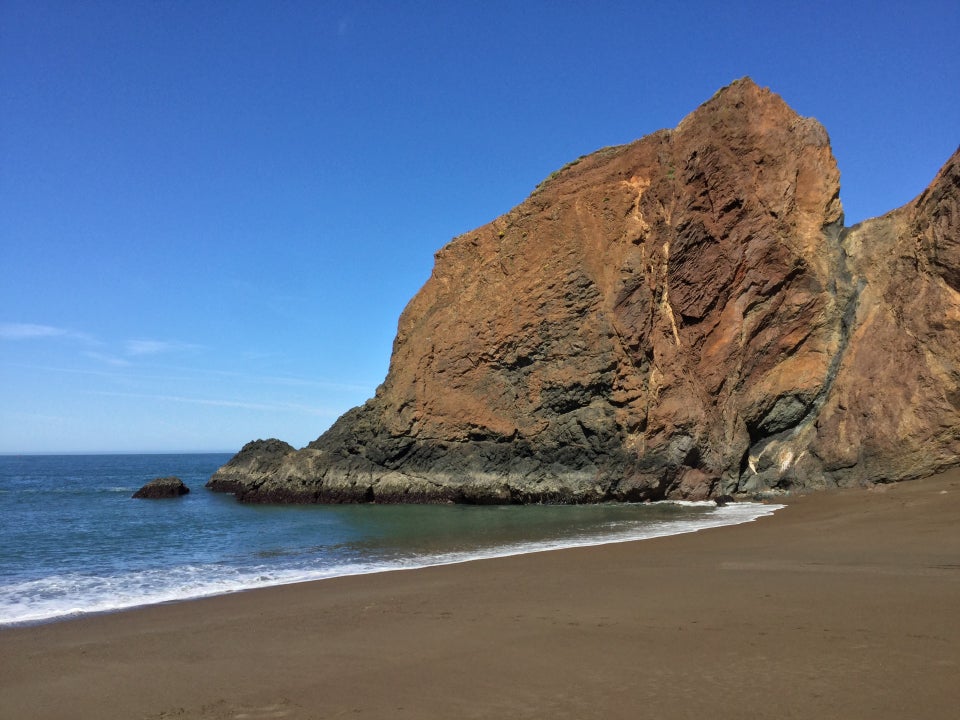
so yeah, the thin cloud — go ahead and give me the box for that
[144,362,375,393]
[0,323,93,342]
[125,339,199,356]
[83,351,132,367]
[87,390,339,416]
[3,362,129,379]
[3,359,374,395]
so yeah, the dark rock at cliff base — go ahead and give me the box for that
[205,439,306,501]
[208,78,960,504]
[133,476,190,499]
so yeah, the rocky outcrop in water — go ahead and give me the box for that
[133,476,190,499]
[208,78,960,503]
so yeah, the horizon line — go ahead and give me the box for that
[0,450,241,456]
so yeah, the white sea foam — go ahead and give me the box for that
[0,501,782,627]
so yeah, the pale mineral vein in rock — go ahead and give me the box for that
[208,78,960,503]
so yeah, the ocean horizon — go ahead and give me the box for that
[0,453,782,627]
[0,450,239,456]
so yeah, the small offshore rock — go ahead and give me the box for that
[713,495,736,507]
[132,476,190,499]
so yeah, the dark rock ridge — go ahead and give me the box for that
[208,78,960,503]
[133,476,190,499]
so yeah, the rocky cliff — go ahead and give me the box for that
[209,78,960,503]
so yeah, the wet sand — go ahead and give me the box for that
[2,469,959,719]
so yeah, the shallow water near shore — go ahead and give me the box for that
[0,453,781,626]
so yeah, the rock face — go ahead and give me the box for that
[209,78,960,503]
[133,476,190,499]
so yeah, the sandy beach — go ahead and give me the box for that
[2,469,958,720]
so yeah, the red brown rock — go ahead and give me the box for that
[208,78,960,503]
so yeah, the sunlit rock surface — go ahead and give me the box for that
[209,79,960,503]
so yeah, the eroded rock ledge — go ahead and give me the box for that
[208,78,960,503]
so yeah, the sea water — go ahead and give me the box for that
[0,453,781,626]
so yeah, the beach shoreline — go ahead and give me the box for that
[2,469,958,719]
[0,497,781,629]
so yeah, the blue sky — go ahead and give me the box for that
[2,1,957,453]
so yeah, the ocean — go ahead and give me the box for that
[0,453,781,626]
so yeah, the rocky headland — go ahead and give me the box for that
[209,78,960,503]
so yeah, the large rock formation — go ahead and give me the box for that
[209,78,960,503]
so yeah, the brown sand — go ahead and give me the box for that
[2,470,959,720]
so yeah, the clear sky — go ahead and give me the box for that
[2,1,957,454]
